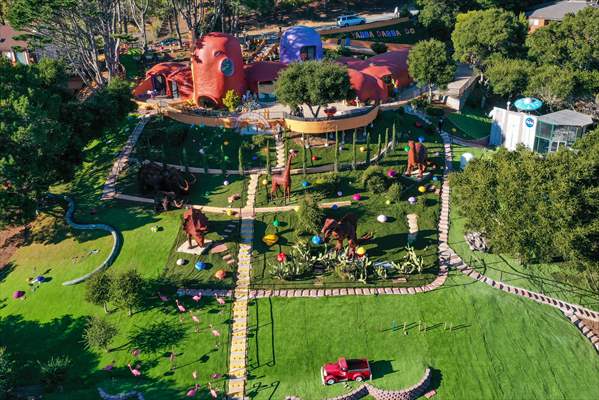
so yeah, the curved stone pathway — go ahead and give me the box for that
[415,107,599,353]
[47,194,120,286]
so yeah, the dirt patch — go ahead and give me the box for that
[0,226,27,268]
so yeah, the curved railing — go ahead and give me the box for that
[284,106,380,134]
[47,193,121,286]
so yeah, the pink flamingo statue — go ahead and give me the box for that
[186,384,199,397]
[157,292,168,302]
[215,295,225,305]
[209,324,221,337]
[127,363,141,377]
[176,299,186,312]
[131,348,141,358]
[192,293,202,302]
[208,382,218,399]
[189,312,200,332]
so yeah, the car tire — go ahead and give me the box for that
[326,378,336,385]
[354,375,364,382]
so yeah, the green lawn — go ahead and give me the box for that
[251,179,441,289]
[445,107,492,141]
[0,116,231,398]
[133,116,266,170]
[163,212,240,288]
[448,146,598,311]
[246,273,599,399]
[287,111,435,170]
[118,167,248,208]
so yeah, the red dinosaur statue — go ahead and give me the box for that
[271,150,297,203]
[321,213,359,257]
[405,140,428,179]
[414,141,428,179]
[182,208,209,248]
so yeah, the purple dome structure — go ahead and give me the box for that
[279,26,323,64]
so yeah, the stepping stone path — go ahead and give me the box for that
[227,173,259,399]
[101,115,151,201]
[406,213,418,244]
[275,136,286,168]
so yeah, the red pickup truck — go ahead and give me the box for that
[321,357,372,385]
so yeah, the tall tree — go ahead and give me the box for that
[526,64,577,110]
[527,7,599,73]
[452,8,527,106]
[275,60,351,118]
[408,39,456,103]
[9,0,124,86]
[486,57,532,100]
[128,0,151,51]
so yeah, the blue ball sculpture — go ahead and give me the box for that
[311,235,323,245]
[432,176,439,182]
[195,261,207,271]
[331,204,338,210]
[302,181,310,188]
[418,136,425,143]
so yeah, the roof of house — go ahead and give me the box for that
[538,109,594,127]
[0,24,29,52]
[527,1,596,21]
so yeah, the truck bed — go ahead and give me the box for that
[347,359,370,371]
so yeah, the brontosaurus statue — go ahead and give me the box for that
[271,150,297,203]
[182,208,209,248]
[321,213,359,257]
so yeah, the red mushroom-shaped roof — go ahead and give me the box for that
[338,49,412,87]
[144,62,189,79]
[347,68,387,102]
[244,61,287,93]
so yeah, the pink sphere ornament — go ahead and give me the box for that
[352,193,362,201]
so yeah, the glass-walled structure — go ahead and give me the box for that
[533,110,594,154]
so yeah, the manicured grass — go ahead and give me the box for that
[133,116,266,170]
[246,273,599,399]
[251,181,441,289]
[163,212,240,288]
[0,115,231,398]
[448,146,598,311]
[118,167,247,208]
[445,107,492,140]
[287,111,434,170]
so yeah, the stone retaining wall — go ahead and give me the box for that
[319,368,431,400]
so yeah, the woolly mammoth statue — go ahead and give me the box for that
[137,162,196,211]
[182,208,210,248]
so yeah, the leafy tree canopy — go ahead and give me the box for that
[408,39,456,102]
[452,8,527,71]
[525,64,577,110]
[451,128,599,272]
[275,60,351,118]
[527,7,599,73]
[486,56,533,99]
[0,60,134,226]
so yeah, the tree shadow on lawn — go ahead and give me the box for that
[370,360,395,380]
[0,314,98,388]
[128,321,186,355]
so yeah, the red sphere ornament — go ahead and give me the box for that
[311,155,318,161]
[277,252,287,263]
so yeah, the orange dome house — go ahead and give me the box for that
[191,32,246,108]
